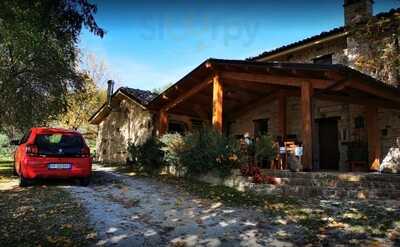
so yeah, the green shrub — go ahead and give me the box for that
[0,134,11,161]
[178,127,242,178]
[160,133,185,174]
[255,135,276,163]
[127,136,165,175]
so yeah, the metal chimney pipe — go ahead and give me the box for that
[107,80,114,108]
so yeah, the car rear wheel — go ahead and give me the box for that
[19,174,33,187]
[79,177,90,186]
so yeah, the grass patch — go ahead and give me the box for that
[0,163,95,246]
[0,162,14,176]
[0,186,95,246]
[158,175,271,207]
[0,153,12,163]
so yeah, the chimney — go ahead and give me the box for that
[344,0,373,25]
[107,80,114,108]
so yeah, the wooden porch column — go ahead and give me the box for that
[278,91,287,137]
[212,74,223,133]
[366,106,381,171]
[301,82,314,171]
[158,110,168,136]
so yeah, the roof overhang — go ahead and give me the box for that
[148,58,400,119]
[257,32,348,61]
[89,89,148,125]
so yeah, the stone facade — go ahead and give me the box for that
[344,0,373,25]
[93,1,399,171]
[96,99,153,163]
[95,96,195,163]
[269,38,348,65]
[229,93,400,171]
[230,1,400,171]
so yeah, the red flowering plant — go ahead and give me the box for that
[240,164,278,184]
[239,135,279,185]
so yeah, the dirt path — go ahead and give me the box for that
[66,165,297,247]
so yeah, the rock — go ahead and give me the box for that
[380,147,400,174]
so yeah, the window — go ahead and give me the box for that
[354,116,365,129]
[313,54,333,65]
[168,121,187,135]
[253,119,268,137]
[34,133,84,155]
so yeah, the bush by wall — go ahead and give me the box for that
[178,128,242,178]
[159,133,185,174]
[127,136,165,175]
[127,128,249,178]
[255,135,276,164]
[0,134,11,161]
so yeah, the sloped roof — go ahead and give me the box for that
[148,58,400,113]
[88,87,158,124]
[247,27,346,61]
[247,8,400,61]
[119,87,158,105]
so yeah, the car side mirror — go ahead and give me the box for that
[10,140,20,146]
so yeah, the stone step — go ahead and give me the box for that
[274,177,400,190]
[261,170,400,183]
[251,184,400,200]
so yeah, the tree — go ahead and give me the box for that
[58,74,106,130]
[57,51,108,130]
[0,0,104,136]
[80,51,109,87]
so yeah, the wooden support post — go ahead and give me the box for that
[366,106,381,171]
[301,82,314,171]
[212,74,223,133]
[278,91,287,138]
[158,110,168,136]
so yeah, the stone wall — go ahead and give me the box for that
[95,99,195,163]
[264,38,348,65]
[254,27,400,171]
[230,100,278,138]
[378,109,400,161]
[228,95,400,171]
[96,99,153,163]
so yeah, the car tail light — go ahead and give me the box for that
[81,146,90,157]
[26,144,39,157]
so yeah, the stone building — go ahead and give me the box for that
[89,87,197,163]
[91,0,400,171]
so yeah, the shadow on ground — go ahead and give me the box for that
[0,162,94,247]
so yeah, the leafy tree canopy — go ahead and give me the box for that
[0,0,104,137]
[57,74,106,130]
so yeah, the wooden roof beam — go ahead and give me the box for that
[315,93,400,110]
[228,90,279,120]
[348,79,400,103]
[220,71,330,89]
[161,75,214,112]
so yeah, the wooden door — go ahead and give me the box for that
[318,118,340,170]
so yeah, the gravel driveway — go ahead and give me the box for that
[66,165,296,247]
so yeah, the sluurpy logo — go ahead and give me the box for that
[140,13,259,51]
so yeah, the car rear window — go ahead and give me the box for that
[34,133,84,156]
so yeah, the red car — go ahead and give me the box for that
[12,127,92,187]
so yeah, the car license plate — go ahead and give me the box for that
[48,163,71,169]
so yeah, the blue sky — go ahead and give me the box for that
[79,0,399,91]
